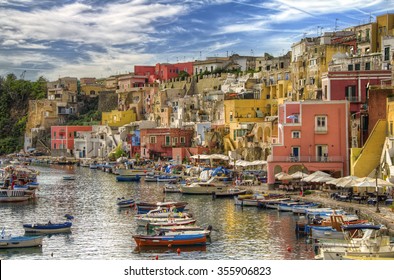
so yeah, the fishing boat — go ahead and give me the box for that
[23,214,74,234]
[146,219,197,230]
[23,221,72,234]
[144,173,160,182]
[116,197,135,208]
[135,206,188,218]
[133,233,207,247]
[136,216,194,227]
[0,189,32,202]
[0,229,43,248]
[135,201,188,214]
[116,168,152,176]
[154,225,212,237]
[116,175,141,182]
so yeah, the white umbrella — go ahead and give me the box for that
[290,171,309,180]
[302,171,331,182]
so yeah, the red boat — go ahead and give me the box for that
[132,233,207,247]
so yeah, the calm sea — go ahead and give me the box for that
[0,165,315,260]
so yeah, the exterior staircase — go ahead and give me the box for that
[351,119,387,177]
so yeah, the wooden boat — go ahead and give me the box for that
[136,201,188,214]
[146,219,196,230]
[23,215,74,234]
[144,173,160,182]
[214,188,247,198]
[116,197,135,208]
[0,189,32,202]
[0,229,43,248]
[116,175,141,182]
[291,203,321,214]
[154,225,212,237]
[23,221,72,234]
[135,206,188,218]
[133,233,206,247]
[136,216,194,227]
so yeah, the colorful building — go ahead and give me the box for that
[267,100,350,185]
[140,127,194,160]
[51,126,92,156]
[101,110,137,127]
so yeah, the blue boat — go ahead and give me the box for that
[23,214,74,234]
[23,222,72,234]
[117,197,135,208]
[116,175,141,182]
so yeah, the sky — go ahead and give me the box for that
[0,0,393,81]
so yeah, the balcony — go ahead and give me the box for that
[315,126,328,134]
[268,155,344,163]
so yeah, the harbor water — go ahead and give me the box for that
[0,165,315,260]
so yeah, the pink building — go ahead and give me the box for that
[134,62,194,84]
[118,75,147,92]
[140,128,194,160]
[134,66,157,84]
[267,100,350,185]
[51,126,92,156]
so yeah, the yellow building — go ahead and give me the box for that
[224,98,265,149]
[81,84,106,97]
[102,110,137,127]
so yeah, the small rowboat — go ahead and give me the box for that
[154,225,212,237]
[63,175,76,180]
[117,198,135,208]
[137,216,194,227]
[116,175,141,182]
[23,221,72,234]
[132,233,207,247]
[136,201,188,214]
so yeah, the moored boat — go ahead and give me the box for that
[23,221,73,234]
[180,177,228,195]
[0,229,43,248]
[214,188,247,198]
[0,189,32,202]
[133,233,206,247]
[135,201,188,214]
[63,175,76,180]
[116,175,141,182]
[116,197,135,208]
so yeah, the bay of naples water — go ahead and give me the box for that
[0,164,315,260]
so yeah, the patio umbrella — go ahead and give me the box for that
[311,176,334,183]
[290,171,309,180]
[301,171,331,182]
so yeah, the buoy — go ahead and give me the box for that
[177,248,181,255]
[287,246,292,252]
[168,244,172,248]
[155,255,159,260]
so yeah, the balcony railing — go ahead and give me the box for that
[268,155,344,163]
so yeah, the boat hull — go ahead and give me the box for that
[133,234,206,247]
[0,190,31,202]
[23,222,72,234]
[0,236,43,248]
[116,175,141,182]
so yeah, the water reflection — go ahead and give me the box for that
[0,165,315,260]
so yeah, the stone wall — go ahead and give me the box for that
[161,74,227,95]
[98,92,118,112]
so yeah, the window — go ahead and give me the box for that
[365,62,371,70]
[348,64,353,71]
[315,116,327,133]
[316,145,328,162]
[345,85,357,102]
[54,143,57,149]
[292,131,301,138]
[384,47,390,61]
[165,135,170,146]
[355,63,360,71]
[173,137,178,145]
[149,136,156,144]
[180,137,185,144]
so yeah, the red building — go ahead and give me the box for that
[134,62,194,84]
[51,126,92,156]
[140,127,194,160]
